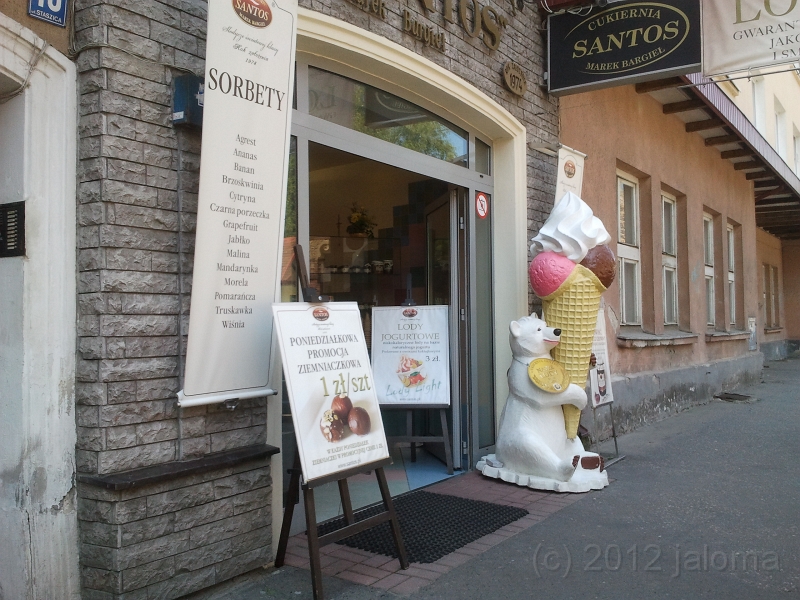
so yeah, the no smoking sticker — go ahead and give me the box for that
[476,192,489,219]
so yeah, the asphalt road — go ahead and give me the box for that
[191,357,800,600]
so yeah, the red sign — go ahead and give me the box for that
[476,192,489,219]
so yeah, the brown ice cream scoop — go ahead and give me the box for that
[580,244,616,288]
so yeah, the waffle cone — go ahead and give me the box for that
[542,265,606,439]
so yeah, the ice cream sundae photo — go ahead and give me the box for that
[396,355,426,388]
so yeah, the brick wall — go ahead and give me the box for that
[73,0,273,596]
[72,0,558,595]
[77,459,272,598]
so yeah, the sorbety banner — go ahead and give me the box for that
[178,0,297,407]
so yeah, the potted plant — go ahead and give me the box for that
[346,203,377,238]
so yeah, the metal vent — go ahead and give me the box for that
[0,202,25,257]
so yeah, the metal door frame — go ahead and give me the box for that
[290,58,499,472]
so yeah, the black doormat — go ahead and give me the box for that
[316,490,528,563]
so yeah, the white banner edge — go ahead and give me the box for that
[177,387,278,408]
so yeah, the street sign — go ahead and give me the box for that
[27,0,68,27]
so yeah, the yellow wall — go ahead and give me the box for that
[1,1,69,56]
[561,85,759,375]
[718,68,800,347]
[720,70,800,175]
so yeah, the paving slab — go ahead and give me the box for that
[187,358,800,600]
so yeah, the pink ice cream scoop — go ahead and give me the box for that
[529,251,575,297]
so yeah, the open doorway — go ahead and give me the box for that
[284,143,468,523]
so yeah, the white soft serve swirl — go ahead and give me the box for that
[529,191,611,262]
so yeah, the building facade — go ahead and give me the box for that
[3,0,800,597]
[717,71,800,360]
[2,0,561,596]
[1,9,79,599]
[559,71,800,437]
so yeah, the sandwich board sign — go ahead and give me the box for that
[371,305,451,406]
[273,302,389,482]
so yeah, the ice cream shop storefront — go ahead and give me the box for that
[280,10,536,520]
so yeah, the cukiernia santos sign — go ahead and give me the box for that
[548,0,701,95]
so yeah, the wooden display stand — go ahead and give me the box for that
[380,284,454,475]
[383,404,454,475]
[275,453,409,600]
[274,246,409,600]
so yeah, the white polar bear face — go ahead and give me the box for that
[509,313,562,360]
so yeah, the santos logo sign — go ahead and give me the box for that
[233,0,273,27]
[548,0,700,95]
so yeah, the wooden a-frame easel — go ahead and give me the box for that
[274,245,409,600]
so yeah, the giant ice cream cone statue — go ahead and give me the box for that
[529,192,616,439]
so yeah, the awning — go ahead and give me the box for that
[633,73,800,241]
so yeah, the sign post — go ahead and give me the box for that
[177,0,297,408]
[588,306,624,464]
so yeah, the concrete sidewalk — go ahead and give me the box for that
[189,358,800,599]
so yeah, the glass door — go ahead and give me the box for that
[283,59,497,484]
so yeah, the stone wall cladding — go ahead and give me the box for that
[74,0,271,474]
[74,0,272,596]
[77,460,272,599]
[74,0,232,478]
[73,0,558,596]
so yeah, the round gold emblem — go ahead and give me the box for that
[528,358,571,394]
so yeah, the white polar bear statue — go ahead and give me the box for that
[477,313,609,493]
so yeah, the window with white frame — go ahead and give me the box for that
[703,214,715,326]
[618,173,641,325]
[753,76,766,134]
[662,194,678,325]
[763,263,779,327]
[727,225,736,326]
[774,98,787,160]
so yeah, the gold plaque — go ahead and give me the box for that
[503,61,527,97]
[528,358,570,393]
